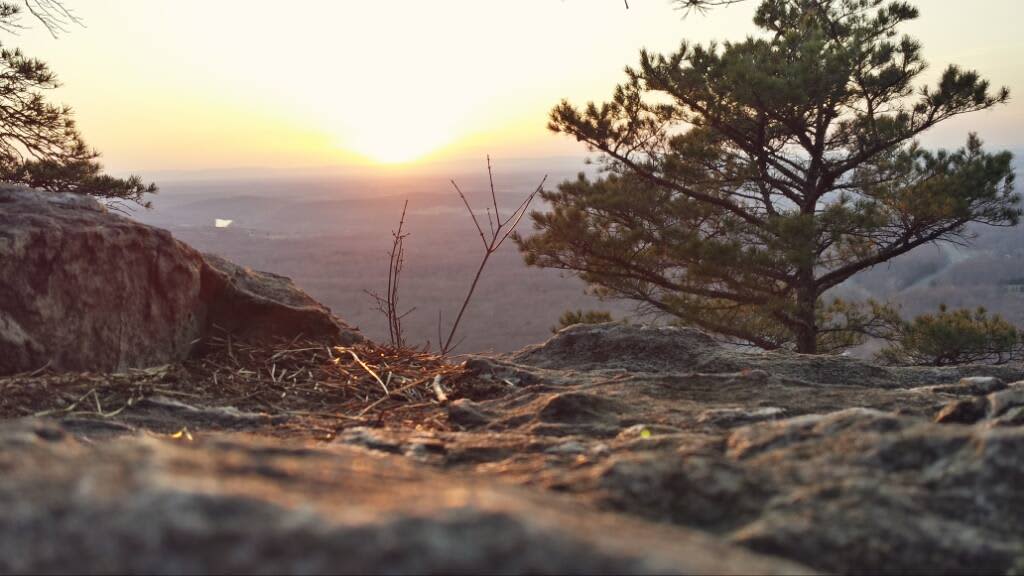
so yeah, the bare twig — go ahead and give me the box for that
[356,374,434,417]
[673,0,748,15]
[338,347,389,395]
[453,181,489,251]
[3,0,84,37]
[487,155,501,224]
[431,375,448,404]
[366,199,414,348]
[437,310,444,353]
[439,159,546,355]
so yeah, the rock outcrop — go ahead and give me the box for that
[5,211,1024,575]
[0,186,359,375]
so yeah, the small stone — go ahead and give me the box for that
[923,377,1006,396]
[404,441,446,463]
[447,399,493,428]
[335,427,403,454]
[989,405,1024,427]
[545,440,588,455]
[32,425,65,442]
[698,407,786,426]
[958,376,1006,394]
[986,389,1024,418]
[934,398,987,424]
[616,424,682,440]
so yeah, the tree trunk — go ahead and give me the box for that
[794,197,819,354]
[795,321,817,354]
[795,276,818,354]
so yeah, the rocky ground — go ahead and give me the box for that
[4,186,1024,574]
[3,323,1024,574]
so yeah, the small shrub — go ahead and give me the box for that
[877,305,1022,366]
[552,309,614,333]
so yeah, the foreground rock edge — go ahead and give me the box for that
[0,419,812,575]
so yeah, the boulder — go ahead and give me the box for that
[199,253,358,345]
[0,186,359,375]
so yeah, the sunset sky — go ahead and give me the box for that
[12,0,1024,176]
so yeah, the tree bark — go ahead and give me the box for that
[795,322,817,354]
[795,271,818,354]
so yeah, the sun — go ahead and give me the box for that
[347,127,450,165]
[334,108,457,166]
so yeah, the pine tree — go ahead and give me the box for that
[0,1,156,207]
[517,0,1019,353]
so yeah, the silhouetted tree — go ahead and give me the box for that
[518,0,1018,353]
[0,1,156,207]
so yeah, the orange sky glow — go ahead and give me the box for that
[11,0,1024,176]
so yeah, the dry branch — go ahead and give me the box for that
[365,199,414,348]
[440,157,546,354]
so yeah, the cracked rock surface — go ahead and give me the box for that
[7,323,1024,574]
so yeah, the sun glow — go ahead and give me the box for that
[13,1,1021,173]
[337,114,455,165]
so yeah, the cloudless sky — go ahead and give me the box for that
[11,0,1024,175]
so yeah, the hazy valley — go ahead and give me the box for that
[132,163,1024,354]
[132,165,631,353]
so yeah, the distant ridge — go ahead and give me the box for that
[112,155,593,184]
